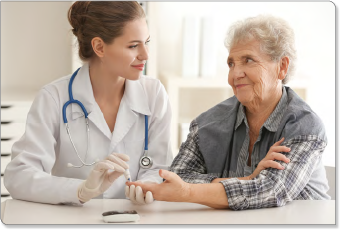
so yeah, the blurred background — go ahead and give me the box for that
[1,1,335,175]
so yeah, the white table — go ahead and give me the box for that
[1,199,335,224]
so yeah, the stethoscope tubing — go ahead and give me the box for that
[62,68,88,124]
[144,115,148,151]
[63,68,151,168]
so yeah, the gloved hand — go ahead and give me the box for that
[125,180,155,205]
[78,153,130,203]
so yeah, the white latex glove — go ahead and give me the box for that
[78,153,130,203]
[125,181,155,205]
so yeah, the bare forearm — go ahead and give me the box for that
[187,183,229,209]
[211,176,252,183]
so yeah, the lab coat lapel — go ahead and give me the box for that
[69,68,153,143]
[111,79,151,148]
[124,79,151,116]
[111,95,137,147]
[70,63,112,140]
[87,104,112,140]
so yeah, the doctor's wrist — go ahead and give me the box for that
[77,186,89,203]
[77,181,96,203]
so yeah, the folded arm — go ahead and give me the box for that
[170,119,326,210]
[220,135,326,210]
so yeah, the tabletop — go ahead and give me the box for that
[1,198,335,224]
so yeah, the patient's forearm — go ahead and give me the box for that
[187,183,229,209]
[211,176,251,183]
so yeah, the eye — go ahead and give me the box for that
[246,58,254,63]
[129,44,138,49]
[228,62,234,68]
[145,40,150,45]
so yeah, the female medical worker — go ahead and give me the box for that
[4,1,172,206]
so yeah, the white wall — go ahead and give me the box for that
[1,2,335,167]
[151,2,335,166]
[1,2,73,93]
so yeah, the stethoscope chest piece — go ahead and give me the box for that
[65,67,154,169]
[140,155,153,169]
[139,115,153,169]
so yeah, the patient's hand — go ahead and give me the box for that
[211,137,290,183]
[249,137,290,179]
[126,170,191,202]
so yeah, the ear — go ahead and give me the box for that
[91,37,105,58]
[278,56,290,81]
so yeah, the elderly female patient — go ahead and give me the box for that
[127,15,330,210]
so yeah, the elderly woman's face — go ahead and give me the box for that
[227,39,281,106]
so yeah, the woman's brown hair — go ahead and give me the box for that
[68,1,145,61]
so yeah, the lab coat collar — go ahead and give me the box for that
[70,63,114,140]
[109,79,151,147]
[70,64,151,118]
[71,62,95,120]
[111,94,137,147]
[69,63,151,141]
[124,78,151,116]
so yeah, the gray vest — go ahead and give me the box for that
[196,86,328,181]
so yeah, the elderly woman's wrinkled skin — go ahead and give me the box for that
[227,39,289,165]
[227,39,289,113]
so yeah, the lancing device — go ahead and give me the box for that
[124,169,131,182]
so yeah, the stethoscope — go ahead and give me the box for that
[63,67,153,169]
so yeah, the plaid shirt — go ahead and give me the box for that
[170,90,329,210]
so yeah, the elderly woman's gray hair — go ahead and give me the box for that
[225,15,297,84]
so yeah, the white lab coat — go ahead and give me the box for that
[4,63,173,205]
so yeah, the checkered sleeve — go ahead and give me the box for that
[220,135,327,210]
[170,120,218,183]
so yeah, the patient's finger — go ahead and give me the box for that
[263,160,285,170]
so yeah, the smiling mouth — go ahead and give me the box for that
[131,65,144,71]
[235,84,248,89]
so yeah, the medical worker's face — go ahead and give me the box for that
[227,39,282,107]
[102,18,149,80]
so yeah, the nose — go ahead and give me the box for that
[229,64,246,81]
[137,45,149,61]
